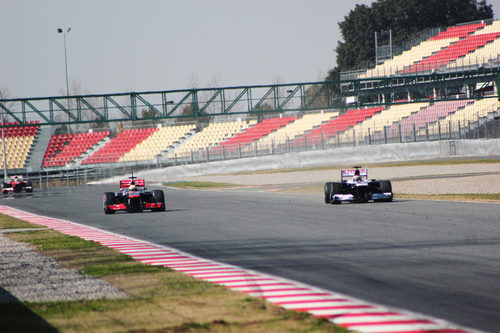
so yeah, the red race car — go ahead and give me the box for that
[103,176,165,214]
[2,175,33,194]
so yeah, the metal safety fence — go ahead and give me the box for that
[165,117,500,165]
[6,113,500,189]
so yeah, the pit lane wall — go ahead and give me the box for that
[105,139,500,182]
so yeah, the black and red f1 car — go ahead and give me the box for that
[2,175,33,194]
[103,176,165,214]
[324,166,393,204]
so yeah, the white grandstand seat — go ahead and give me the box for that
[169,120,254,159]
[257,112,338,147]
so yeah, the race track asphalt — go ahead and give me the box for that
[2,184,499,332]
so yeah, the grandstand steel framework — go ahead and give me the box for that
[0,82,335,126]
[1,69,499,127]
[342,67,500,105]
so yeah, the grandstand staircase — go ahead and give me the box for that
[24,126,53,172]
[157,129,197,160]
[68,137,111,168]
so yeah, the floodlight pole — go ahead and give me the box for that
[58,27,71,133]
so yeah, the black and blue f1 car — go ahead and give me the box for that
[324,166,393,204]
[103,176,165,214]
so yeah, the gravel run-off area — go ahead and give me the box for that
[0,230,127,303]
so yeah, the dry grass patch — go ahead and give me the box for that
[395,193,500,202]
[166,181,239,189]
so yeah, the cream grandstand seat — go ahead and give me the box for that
[472,20,500,35]
[451,98,499,122]
[119,124,196,162]
[450,37,500,68]
[360,38,459,78]
[170,120,253,157]
[423,98,499,135]
[338,102,429,142]
[258,111,338,146]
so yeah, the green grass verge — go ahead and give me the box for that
[0,214,350,333]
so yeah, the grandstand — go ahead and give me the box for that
[0,19,499,175]
[0,122,39,170]
[212,117,296,153]
[169,120,256,159]
[293,107,384,146]
[338,102,430,144]
[256,111,338,147]
[42,131,109,168]
[81,128,158,165]
[359,20,500,78]
[119,124,196,162]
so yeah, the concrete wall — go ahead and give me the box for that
[105,139,500,183]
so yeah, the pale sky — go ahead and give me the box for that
[2,0,500,99]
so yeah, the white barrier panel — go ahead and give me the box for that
[102,139,500,183]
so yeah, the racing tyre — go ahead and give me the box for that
[26,180,33,192]
[325,183,342,205]
[330,182,343,204]
[152,190,166,212]
[104,192,116,214]
[380,180,393,202]
[324,183,334,204]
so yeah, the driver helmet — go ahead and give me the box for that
[128,181,136,191]
[353,169,362,182]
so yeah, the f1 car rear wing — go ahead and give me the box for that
[341,168,367,179]
[120,179,145,188]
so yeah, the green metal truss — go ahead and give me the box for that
[1,68,499,126]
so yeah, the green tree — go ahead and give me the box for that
[327,0,493,81]
[132,107,161,127]
[175,103,213,124]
